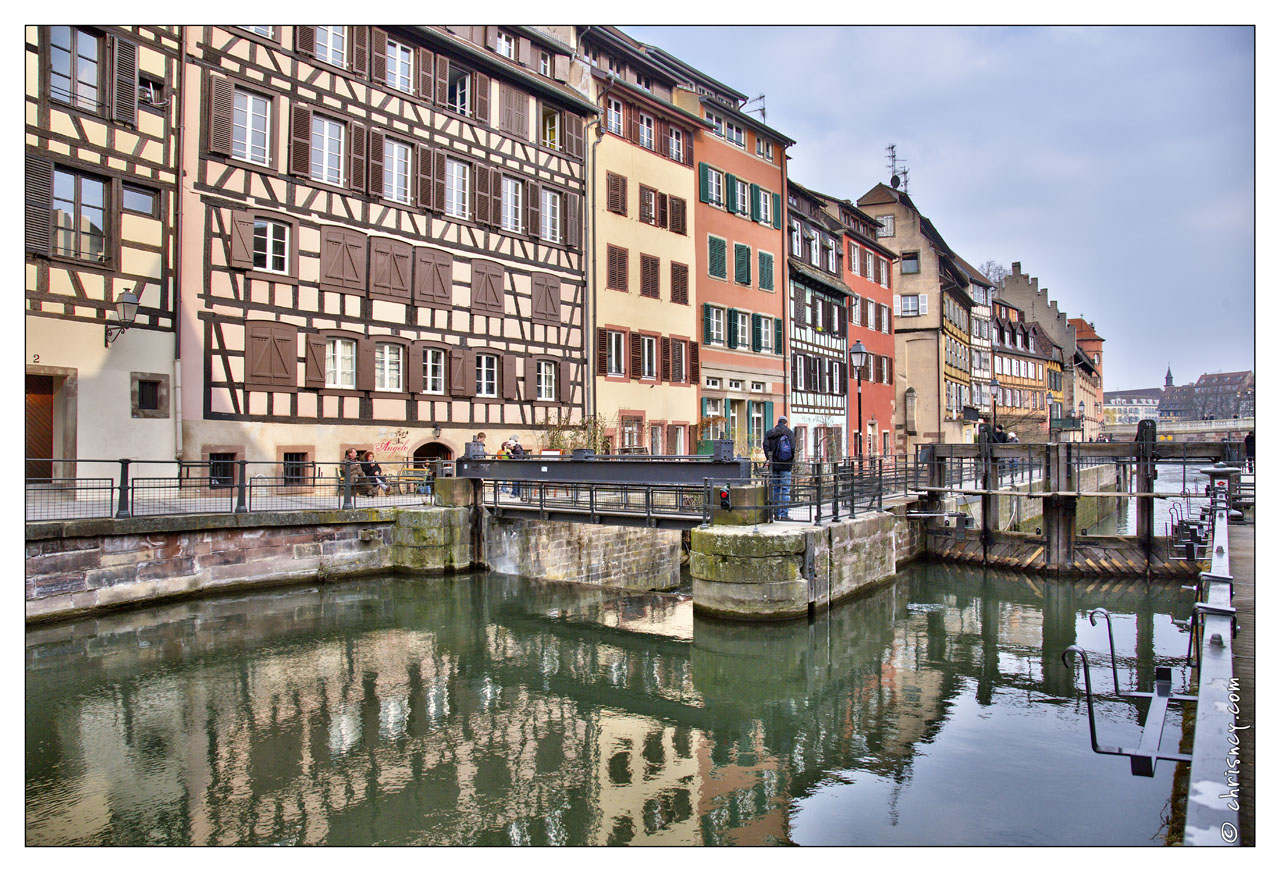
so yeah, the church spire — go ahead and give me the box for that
[1165,365,1174,388]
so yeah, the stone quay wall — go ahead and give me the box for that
[483,516,682,591]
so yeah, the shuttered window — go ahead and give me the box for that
[369,238,412,301]
[232,87,271,165]
[606,172,627,215]
[310,114,345,186]
[375,342,404,391]
[252,218,290,274]
[244,321,298,391]
[707,236,727,280]
[758,251,774,291]
[607,245,628,291]
[499,84,529,138]
[413,247,453,309]
[48,27,104,114]
[325,337,356,389]
[734,243,751,285]
[314,27,347,67]
[640,254,660,299]
[669,197,687,234]
[540,188,561,243]
[318,227,367,293]
[670,262,689,305]
[530,273,562,326]
[469,260,505,315]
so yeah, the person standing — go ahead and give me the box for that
[508,435,526,498]
[763,416,796,520]
[1245,430,1255,472]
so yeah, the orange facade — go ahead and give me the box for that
[843,232,896,456]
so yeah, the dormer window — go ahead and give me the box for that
[495,31,515,59]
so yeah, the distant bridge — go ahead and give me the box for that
[1101,417,1253,443]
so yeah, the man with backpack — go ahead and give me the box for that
[763,416,796,520]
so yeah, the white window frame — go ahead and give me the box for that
[607,98,623,135]
[501,175,523,233]
[637,112,655,150]
[876,215,894,237]
[706,110,725,138]
[790,220,802,255]
[245,26,274,38]
[315,26,347,68]
[710,307,725,344]
[880,304,890,334]
[879,258,889,288]
[424,347,446,395]
[445,158,470,219]
[726,121,745,148]
[734,179,750,217]
[809,232,821,267]
[495,31,515,59]
[760,317,773,351]
[383,138,411,204]
[310,114,345,186]
[447,65,470,115]
[758,189,772,225]
[252,218,289,274]
[756,137,773,160]
[385,39,413,92]
[825,240,837,273]
[539,52,551,76]
[668,127,684,162]
[541,106,560,150]
[475,353,498,398]
[232,88,271,166]
[641,335,657,380]
[737,311,750,344]
[325,337,355,389]
[540,188,561,243]
[607,331,625,376]
[708,169,724,207]
[374,342,403,391]
[849,242,860,275]
[537,359,556,401]
[900,295,920,317]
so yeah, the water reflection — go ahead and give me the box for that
[27,565,1193,845]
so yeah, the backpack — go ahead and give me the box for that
[776,432,793,462]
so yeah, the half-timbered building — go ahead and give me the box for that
[179,25,593,471]
[25,26,183,477]
[786,182,854,461]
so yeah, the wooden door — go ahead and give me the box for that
[26,375,54,479]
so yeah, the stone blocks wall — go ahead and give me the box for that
[690,512,899,621]
[484,517,681,591]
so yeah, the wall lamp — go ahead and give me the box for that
[105,287,139,347]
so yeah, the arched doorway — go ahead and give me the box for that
[413,441,453,468]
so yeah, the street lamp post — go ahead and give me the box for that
[989,375,1000,436]
[1078,400,1086,442]
[849,341,868,470]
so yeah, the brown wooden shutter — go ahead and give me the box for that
[557,359,571,403]
[449,348,469,396]
[670,262,688,305]
[518,37,532,67]
[290,104,312,176]
[435,55,449,105]
[607,173,624,215]
[349,121,367,193]
[433,150,446,214]
[351,26,369,76]
[630,333,642,381]
[502,355,519,400]
[418,47,434,99]
[474,165,491,225]
[531,274,561,326]
[490,169,503,230]
[641,254,659,299]
[346,231,367,293]
[413,247,451,308]
[669,197,686,234]
[564,113,584,159]
[526,180,540,239]
[596,328,608,376]
[666,425,679,456]
[408,341,427,393]
[626,103,639,143]
[553,53,568,82]
[499,84,513,134]
[689,341,700,383]
[887,309,893,334]
[474,73,489,126]
[270,323,298,389]
[295,26,316,57]
[639,186,653,223]
[565,193,580,249]
[368,129,384,198]
[888,357,895,385]
[228,210,255,269]
[371,238,412,300]
[416,144,433,210]
[245,322,273,387]
[657,193,669,229]
[25,153,52,257]
[470,260,505,315]
[523,356,537,402]
[793,288,805,326]
[207,74,234,155]
[371,28,387,83]
[304,334,326,388]
[660,337,671,382]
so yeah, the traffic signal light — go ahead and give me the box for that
[719,488,731,510]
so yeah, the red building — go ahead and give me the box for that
[812,192,897,457]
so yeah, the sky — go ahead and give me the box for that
[628,25,1256,392]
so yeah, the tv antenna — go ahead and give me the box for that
[886,144,909,194]
[742,94,766,122]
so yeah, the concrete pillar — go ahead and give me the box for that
[1042,443,1078,572]
[711,483,770,526]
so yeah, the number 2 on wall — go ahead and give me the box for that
[32,354,39,363]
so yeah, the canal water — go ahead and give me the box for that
[1089,462,1215,536]
[27,563,1194,846]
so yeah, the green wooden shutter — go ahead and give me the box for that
[727,308,739,348]
[759,250,774,290]
[774,318,784,355]
[703,302,713,344]
[725,173,737,213]
[709,237,726,279]
[750,183,761,221]
[772,192,782,229]
[735,244,751,284]
[752,313,763,352]
[764,401,774,436]
[702,397,709,423]
[698,162,710,204]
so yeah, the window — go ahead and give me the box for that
[383,138,411,203]
[725,121,745,148]
[637,113,655,150]
[245,26,275,39]
[209,452,236,488]
[539,52,551,76]
[639,186,657,225]
[607,98,623,135]
[865,250,874,278]
[375,342,403,391]
[541,105,560,149]
[325,338,355,389]
[737,311,750,345]
[708,168,724,207]
[708,236,727,280]
[51,168,107,262]
[475,353,499,397]
[49,26,102,112]
[448,65,470,115]
[496,31,515,59]
[758,189,772,225]
[879,258,889,288]
[709,307,725,343]
[537,360,557,401]
[315,27,347,67]
[900,295,920,317]
[501,176,523,232]
[642,336,657,379]
[879,304,890,333]
[901,252,919,274]
[755,137,774,161]
[760,316,773,351]
[671,340,686,383]
[282,452,309,485]
[384,39,413,92]
[808,232,820,267]
[310,115,344,186]
[825,239,837,273]
[253,218,289,273]
[607,245,628,290]
[540,188,561,243]
[445,158,469,219]
[423,347,445,394]
[876,215,894,237]
[758,251,774,291]
[121,184,157,217]
[706,111,724,138]
[734,179,750,217]
[137,379,160,411]
[734,243,751,285]
[790,220,802,255]
[607,331,625,376]
[232,89,271,165]
[669,127,684,162]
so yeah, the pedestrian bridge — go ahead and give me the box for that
[1101,416,1253,443]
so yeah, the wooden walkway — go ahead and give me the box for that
[1230,523,1254,846]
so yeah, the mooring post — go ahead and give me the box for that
[1134,420,1157,555]
[1043,441,1077,573]
[979,431,995,565]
